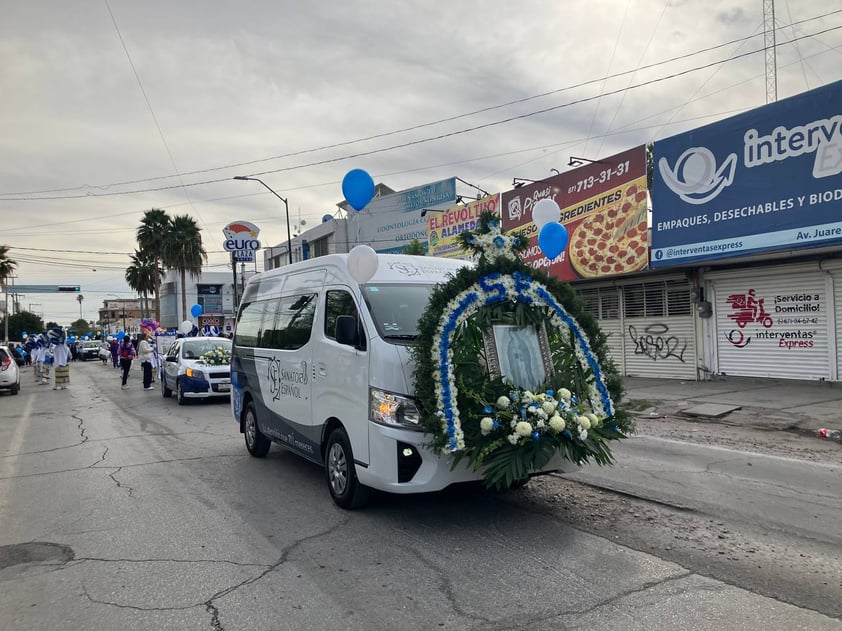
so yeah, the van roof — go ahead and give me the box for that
[250,254,471,287]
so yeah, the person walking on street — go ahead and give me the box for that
[138,334,154,390]
[110,339,120,369]
[52,338,72,390]
[118,337,136,389]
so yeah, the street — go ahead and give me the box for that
[0,362,840,630]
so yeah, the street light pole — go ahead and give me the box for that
[233,176,293,265]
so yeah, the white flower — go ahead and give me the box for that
[510,420,517,428]
[586,412,600,427]
[579,429,588,440]
[507,434,519,445]
[515,421,532,437]
[457,439,465,450]
[577,416,591,430]
[549,415,565,432]
[542,401,557,415]
[558,388,572,400]
[536,419,546,429]
[480,417,494,435]
[521,391,535,403]
[496,396,510,409]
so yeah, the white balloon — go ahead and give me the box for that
[180,320,194,334]
[532,198,561,230]
[347,245,379,284]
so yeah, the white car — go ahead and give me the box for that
[0,345,21,395]
[160,337,232,405]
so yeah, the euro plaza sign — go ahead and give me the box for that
[222,220,261,262]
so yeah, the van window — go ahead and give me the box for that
[324,290,360,340]
[235,301,265,348]
[261,298,285,349]
[274,294,317,350]
[362,284,435,339]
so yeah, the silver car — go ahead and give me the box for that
[0,345,21,395]
[160,337,232,405]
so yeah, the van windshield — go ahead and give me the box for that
[362,284,435,341]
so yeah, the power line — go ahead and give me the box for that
[2,9,840,198]
[3,24,839,204]
[103,0,206,228]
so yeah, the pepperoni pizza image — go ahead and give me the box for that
[568,183,649,279]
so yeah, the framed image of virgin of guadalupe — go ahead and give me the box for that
[482,323,554,392]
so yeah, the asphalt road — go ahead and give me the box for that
[0,362,839,630]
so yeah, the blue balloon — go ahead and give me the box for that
[538,222,569,261]
[191,304,203,318]
[21,331,27,338]
[116,331,125,340]
[341,169,375,211]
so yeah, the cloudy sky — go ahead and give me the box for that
[2,0,841,325]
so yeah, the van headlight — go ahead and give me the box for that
[185,367,204,380]
[369,388,422,430]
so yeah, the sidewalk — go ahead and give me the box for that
[620,375,842,435]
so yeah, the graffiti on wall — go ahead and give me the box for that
[628,323,688,363]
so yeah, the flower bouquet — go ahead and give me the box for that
[413,212,631,490]
[197,346,232,366]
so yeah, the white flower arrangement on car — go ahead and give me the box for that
[197,346,232,366]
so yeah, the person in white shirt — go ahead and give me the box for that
[138,334,155,390]
[52,337,72,390]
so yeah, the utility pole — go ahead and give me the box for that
[763,0,777,103]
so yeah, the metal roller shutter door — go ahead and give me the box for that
[710,271,829,380]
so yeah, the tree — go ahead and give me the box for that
[136,209,171,321]
[69,318,90,336]
[5,311,43,341]
[0,245,18,343]
[125,249,161,318]
[161,214,207,321]
[402,239,427,255]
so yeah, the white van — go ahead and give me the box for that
[231,254,568,508]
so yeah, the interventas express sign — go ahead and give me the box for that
[652,79,842,267]
[223,221,261,262]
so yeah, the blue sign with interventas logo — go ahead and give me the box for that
[651,79,842,267]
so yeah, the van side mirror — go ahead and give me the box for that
[335,315,360,347]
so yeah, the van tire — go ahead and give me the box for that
[325,428,369,509]
[243,401,271,458]
[11,382,19,395]
[161,374,172,398]
[176,380,188,405]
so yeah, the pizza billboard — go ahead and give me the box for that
[651,80,842,268]
[426,194,500,259]
[501,146,648,280]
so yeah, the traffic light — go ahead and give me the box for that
[57,286,80,292]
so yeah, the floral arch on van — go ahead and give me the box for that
[413,213,630,490]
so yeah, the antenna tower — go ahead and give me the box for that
[763,0,777,103]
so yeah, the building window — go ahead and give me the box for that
[311,236,330,258]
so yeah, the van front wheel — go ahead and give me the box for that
[325,428,369,509]
[244,401,271,458]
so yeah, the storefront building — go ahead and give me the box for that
[652,79,842,382]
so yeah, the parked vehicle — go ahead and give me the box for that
[161,337,232,404]
[79,340,101,361]
[0,345,21,395]
[230,254,575,509]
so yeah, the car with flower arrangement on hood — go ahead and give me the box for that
[160,337,232,404]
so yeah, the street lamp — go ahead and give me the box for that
[233,176,293,265]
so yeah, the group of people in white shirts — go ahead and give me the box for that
[31,331,72,390]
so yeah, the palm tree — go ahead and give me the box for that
[161,214,207,321]
[0,245,18,343]
[125,250,161,318]
[76,294,84,319]
[136,209,171,320]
